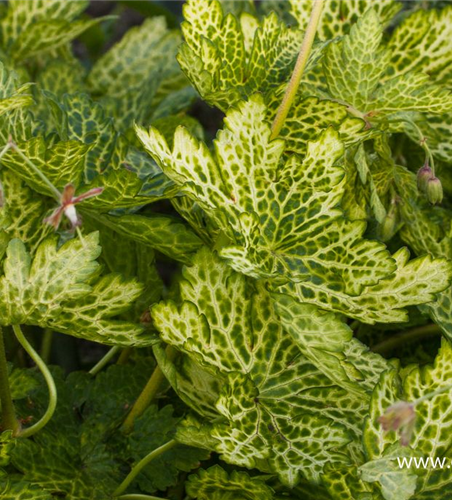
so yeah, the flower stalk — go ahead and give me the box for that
[122,345,177,434]
[270,0,325,139]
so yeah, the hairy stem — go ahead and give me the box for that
[8,139,61,201]
[270,0,325,139]
[371,324,440,355]
[122,346,177,434]
[12,325,57,438]
[89,346,121,376]
[113,440,177,497]
[0,326,19,434]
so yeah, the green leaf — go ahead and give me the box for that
[289,0,400,40]
[273,293,390,395]
[364,340,452,498]
[0,0,88,50]
[0,233,149,346]
[324,9,388,112]
[90,213,203,264]
[0,478,52,500]
[186,465,274,500]
[11,17,111,62]
[399,206,452,345]
[281,246,452,323]
[323,8,452,116]
[0,170,52,252]
[153,249,369,485]
[178,0,303,110]
[0,63,33,116]
[137,95,396,297]
[1,137,90,197]
[322,464,377,500]
[386,5,452,85]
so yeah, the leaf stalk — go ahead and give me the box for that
[270,0,325,139]
[113,439,177,497]
[89,346,121,376]
[122,345,176,434]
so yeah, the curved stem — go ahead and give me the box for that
[122,345,177,434]
[12,325,57,438]
[89,346,121,376]
[113,440,177,497]
[0,326,19,434]
[270,0,325,139]
[371,324,440,355]
[40,329,53,365]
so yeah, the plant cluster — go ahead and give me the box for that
[1,0,452,499]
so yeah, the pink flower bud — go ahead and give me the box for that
[417,164,433,193]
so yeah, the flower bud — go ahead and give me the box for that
[378,401,416,446]
[427,176,443,205]
[417,164,433,193]
[379,208,397,242]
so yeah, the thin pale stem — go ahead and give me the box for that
[0,326,19,434]
[113,440,177,497]
[270,0,325,139]
[122,346,176,434]
[89,346,121,376]
[12,325,57,438]
[371,324,440,355]
[414,383,452,406]
[8,139,61,201]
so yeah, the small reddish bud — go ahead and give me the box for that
[378,401,416,446]
[417,164,433,193]
[427,176,443,205]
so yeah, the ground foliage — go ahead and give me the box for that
[0,0,452,499]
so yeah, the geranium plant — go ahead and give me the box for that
[1,0,452,499]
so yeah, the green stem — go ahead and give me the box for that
[270,0,325,139]
[12,325,57,438]
[89,346,121,376]
[0,326,19,434]
[117,495,165,500]
[40,329,53,365]
[113,440,177,497]
[371,324,440,355]
[8,139,61,201]
[122,346,177,434]
[117,347,132,365]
